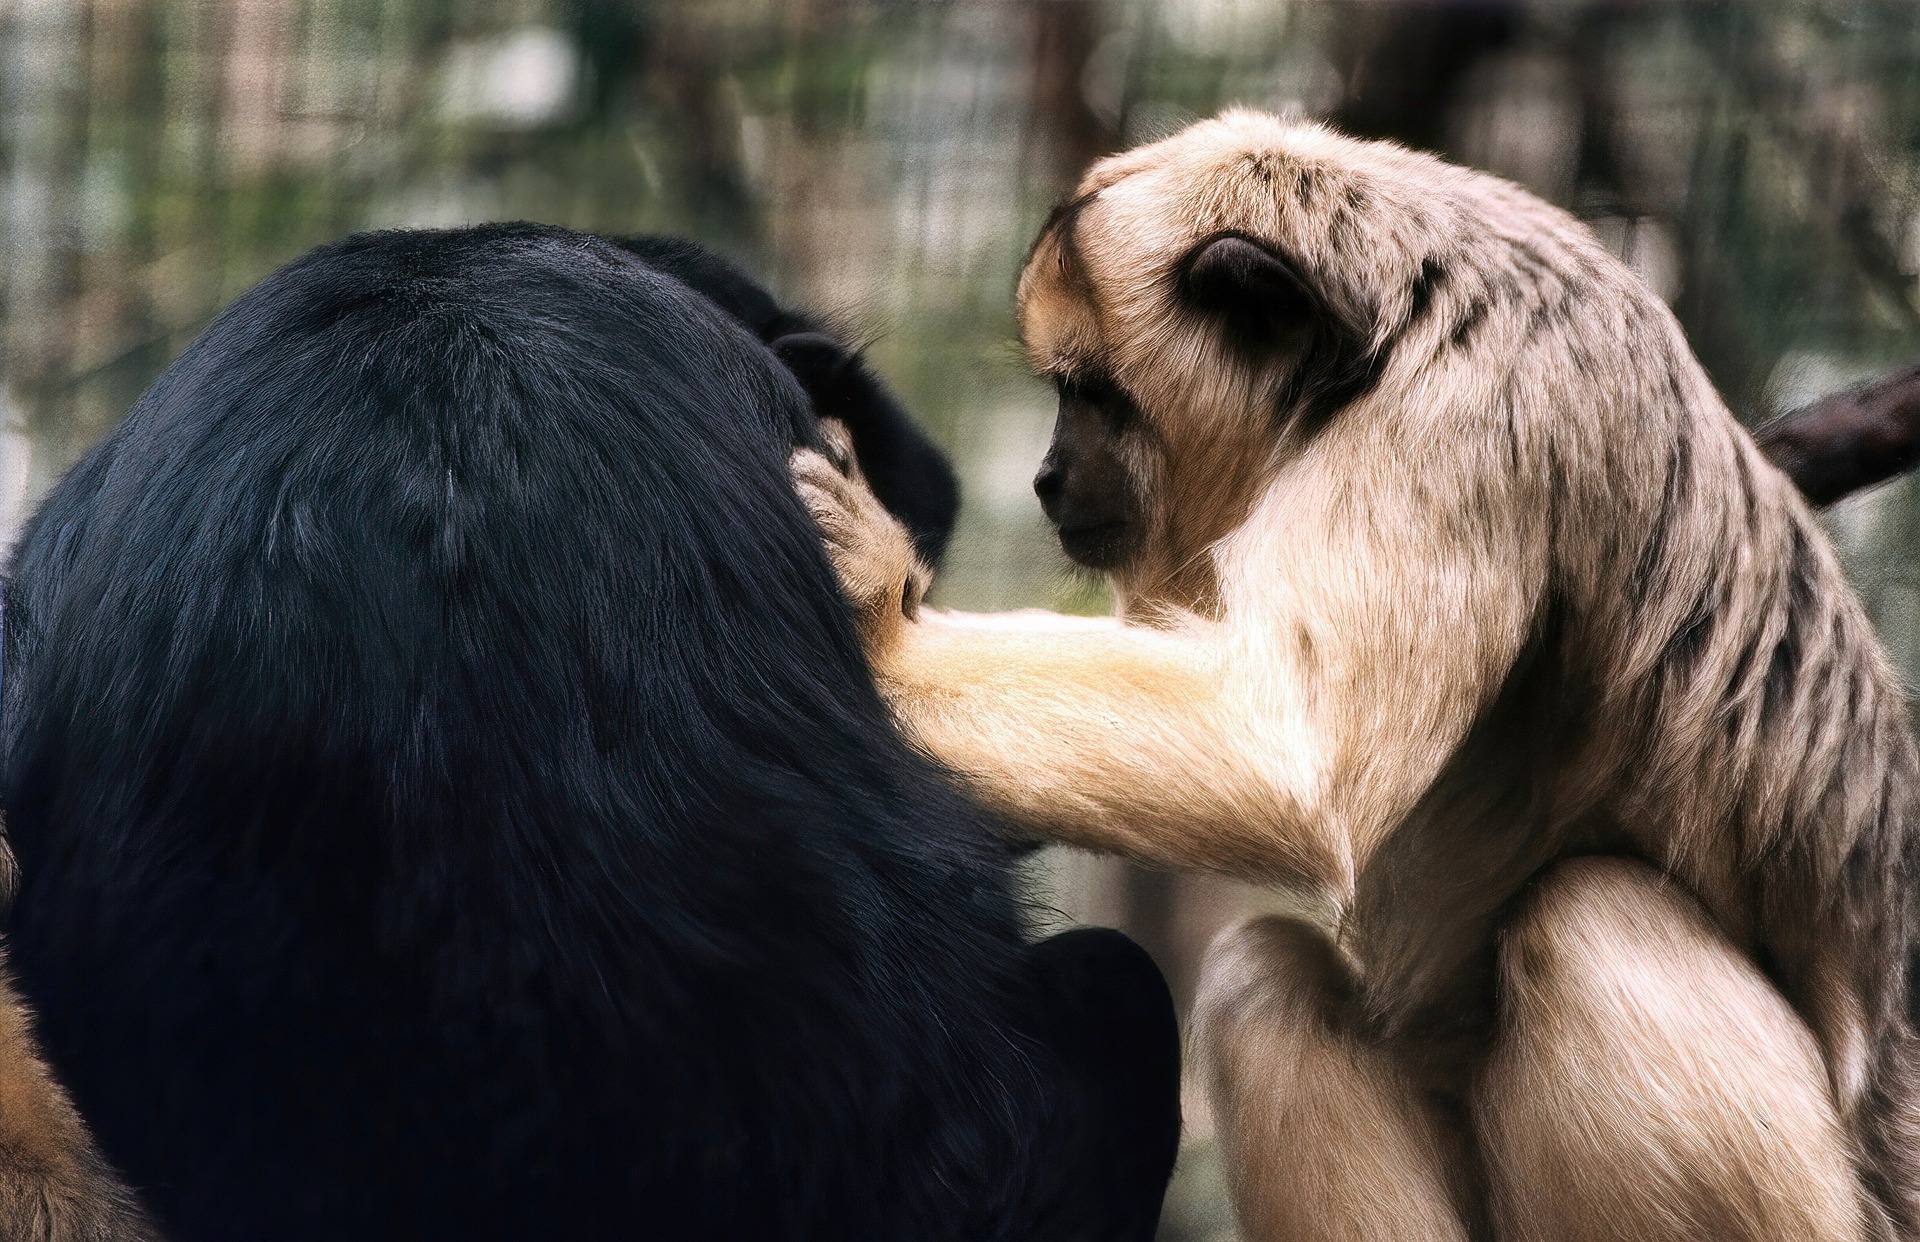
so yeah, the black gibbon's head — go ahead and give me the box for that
[609,235,961,570]
[1013,109,1655,608]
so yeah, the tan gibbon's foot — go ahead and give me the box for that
[791,418,929,652]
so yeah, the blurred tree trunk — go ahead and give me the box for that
[1028,0,1117,183]
[647,6,753,243]
[1329,1,1518,152]
[1024,0,1198,1005]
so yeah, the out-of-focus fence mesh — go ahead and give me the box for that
[9,3,1920,1236]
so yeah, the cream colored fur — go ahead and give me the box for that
[1476,857,1871,1242]
[792,110,1920,1239]
[1194,917,1469,1242]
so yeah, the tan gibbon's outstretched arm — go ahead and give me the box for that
[792,444,1332,888]
[794,344,1545,905]
[801,453,1333,887]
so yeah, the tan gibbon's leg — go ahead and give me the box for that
[1193,917,1468,1242]
[1475,857,1872,1242]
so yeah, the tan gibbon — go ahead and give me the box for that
[794,110,1920,1241]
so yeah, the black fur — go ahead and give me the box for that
[1180,233,1323,345]
[608,235,961,569]
[1034,373,1147,571]
[1,224,1178,1241]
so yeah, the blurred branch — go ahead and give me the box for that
[1027,0,1118,184]
[1759,362,1920,506]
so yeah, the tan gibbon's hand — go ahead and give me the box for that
[791,418,930,652]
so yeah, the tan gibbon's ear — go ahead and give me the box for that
[1178,233,1323,352]
[1178,232,1382,423]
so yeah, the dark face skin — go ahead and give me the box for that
[1033,373,1146,570]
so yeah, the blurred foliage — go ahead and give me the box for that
[11,3,1920,1237]
[12,2,1920,605]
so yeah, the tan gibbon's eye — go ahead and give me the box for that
[1054,372,1139,434]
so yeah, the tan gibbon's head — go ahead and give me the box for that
[1017,109,1710,608]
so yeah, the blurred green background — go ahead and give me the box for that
[10,1,1920,1236]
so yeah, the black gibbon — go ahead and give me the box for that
[1,224,1180,1242]
[795,112,1920,1241]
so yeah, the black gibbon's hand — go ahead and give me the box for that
[792,419,930,651]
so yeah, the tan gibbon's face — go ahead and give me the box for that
[1014,110,1625,603]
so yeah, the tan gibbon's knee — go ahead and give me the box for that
[1193,917,1467,1242]
[0,969,157,1242]
[1475,857,1872,1242]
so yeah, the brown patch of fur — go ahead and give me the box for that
[0,959,157,1241]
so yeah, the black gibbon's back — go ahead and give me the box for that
[0,225,1179,1241]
